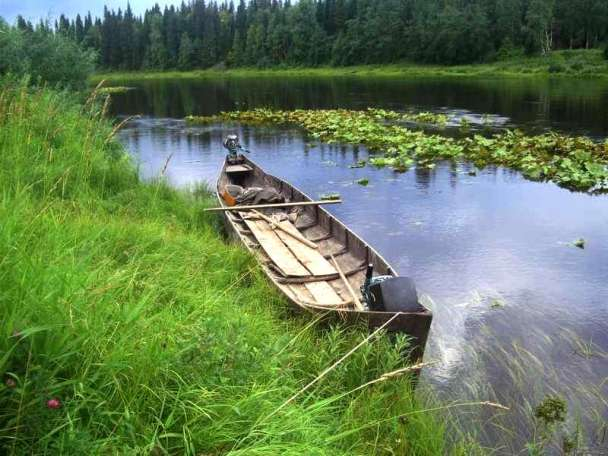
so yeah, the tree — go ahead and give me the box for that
[178,32,195,70]
[495,0,524,50]
[266,9,290,64]
[145,14,168,69]
[525,0,556,55]
[287,0,328,66]
[0,20,96,88]
[37,0,608,71]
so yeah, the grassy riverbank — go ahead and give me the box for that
[93,50,608,83]
[0,81,483,454]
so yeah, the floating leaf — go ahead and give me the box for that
[573,238,586,249]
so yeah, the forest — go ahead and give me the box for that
[8,0,608,70]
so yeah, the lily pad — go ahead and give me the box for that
[320,192,341,201]
[349,160,367,169]
[490,299,505,309]
[186,108,608,192]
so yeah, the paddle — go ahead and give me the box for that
[204,200,342,212]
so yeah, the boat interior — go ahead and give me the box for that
[218,158,395,311]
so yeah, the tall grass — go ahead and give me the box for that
[0,79,465,454]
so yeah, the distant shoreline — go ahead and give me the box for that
[93,50,608,83]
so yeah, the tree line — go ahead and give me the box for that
[9,0,608,70]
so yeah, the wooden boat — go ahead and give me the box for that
[216,154,432,360]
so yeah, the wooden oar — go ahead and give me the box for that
[204,200,342,212]
[330,254,364,311]
[249,210,318,250]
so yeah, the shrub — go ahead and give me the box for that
[495,38,525,61]
[604,45,608,61]
[569,61,585,72]
[0,20,95,88]
[548,63,565,74]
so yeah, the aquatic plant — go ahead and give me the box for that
[320,192,341,200]
[97,86,133,94]
[535,396,567,425]
[187,108,608,192]
[573,238,586,249]
[527,395,572,454]
[356,178,370,186]
[366,108,449,126]
[459,117,471,133]
[349,160,367,168]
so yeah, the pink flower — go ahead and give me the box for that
[4,378,16,388]
[46,398,61,409]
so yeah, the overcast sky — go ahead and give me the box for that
[1,1,182,24]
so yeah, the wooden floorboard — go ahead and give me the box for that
[305,281,344,306]
[242,217,310,277]
[276,220,337,276]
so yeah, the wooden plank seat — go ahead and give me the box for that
[225,164,253,174]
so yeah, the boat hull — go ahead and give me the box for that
[216,155,432,360]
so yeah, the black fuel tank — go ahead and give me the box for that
[368,277,425,313]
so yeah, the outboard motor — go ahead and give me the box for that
[223,134,249,161]
[361,264,424,313]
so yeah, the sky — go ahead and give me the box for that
[0,0,182,24]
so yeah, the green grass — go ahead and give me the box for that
[92,50,608,83]
[0,79,478,454]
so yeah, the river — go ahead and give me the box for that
[111,76,608,454]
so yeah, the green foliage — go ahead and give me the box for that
[573,238,586,249]
[29,0,608,70]
[0,80,459,454]
[320,192,342,201]
[548,63,565,73]
[177,33,195,71]
[144,14,168,70]
[525,0,556,55]
[94,49,608,81]
[0,20,95,88]
[189,108,608,192]
[534,396,567,426]
[527,395,570,454]
[97,86,132,94]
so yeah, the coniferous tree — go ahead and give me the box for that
[48,0,608,70]
[145,14,168,69]
[178,32,195,69]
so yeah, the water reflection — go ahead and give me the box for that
[110,77,608,138]
[119,119,608,453]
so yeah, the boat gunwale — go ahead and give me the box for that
[215,155,432,320]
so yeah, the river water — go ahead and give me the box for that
[112,77,608,454]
